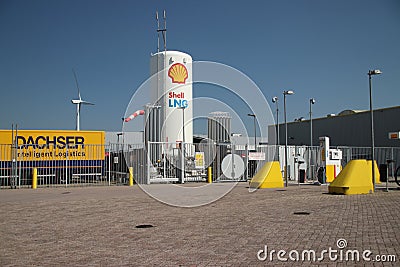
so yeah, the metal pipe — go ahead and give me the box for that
[284,94,288,187]
[309,98,315,180]
[368,69,381,192]
[247,114,256,151]
[276,103,279,146]
[369,73,375,191]
[283,90,294,187]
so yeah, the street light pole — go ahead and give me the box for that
[117,132,123,151]
[178,106,186,183]
[247,114,257,151]
[309,98,315,180]
[283,90,294,187]
[368,69,382,192]
[309,98,315,147]
[181,108,185,144]
[272,97,279,146]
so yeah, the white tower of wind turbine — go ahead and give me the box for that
[71,70,94,131]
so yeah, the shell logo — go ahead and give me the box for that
[168,63,188,84]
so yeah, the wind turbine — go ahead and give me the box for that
[71,69,94,131]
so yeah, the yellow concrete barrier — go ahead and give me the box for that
[367,160,381,184]
[207,167,212,183]
[328,159,378,195]
[129,167,134,186]
[249,161,284,189]
[32,168,37,189]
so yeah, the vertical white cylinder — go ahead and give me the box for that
[150,51,193,144]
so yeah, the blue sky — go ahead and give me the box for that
[0,0,399,133]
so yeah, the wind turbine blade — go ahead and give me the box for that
[72,69,81,99]
[70,69,93,131]
[81,100,95,105]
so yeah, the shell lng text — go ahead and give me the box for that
[168,91,188,108]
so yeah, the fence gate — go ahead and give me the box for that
[146,142,207,184]
[211,143,246,182]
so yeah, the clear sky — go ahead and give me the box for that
[0,0,399,133]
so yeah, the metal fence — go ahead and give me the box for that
[0,144,108,188]
[338,146,400,177]
[272,145,400,182]
[0,143,145,189]
[146,142,207,184]
[107,143,146,186]
[1,142,399,189]
[144,142,278,184]
[143,142,290,184]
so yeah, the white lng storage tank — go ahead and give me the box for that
[150,50,193,144]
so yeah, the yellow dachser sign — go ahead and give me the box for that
[0,130,105,161]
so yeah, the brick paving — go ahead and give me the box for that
[1,183,400,266]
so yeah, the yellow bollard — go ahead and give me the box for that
[207,167,212,183]
[129,167,134,186]
[32,168,37,189]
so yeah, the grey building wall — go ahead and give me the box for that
[268,106,400,147]
[106,131,143,144]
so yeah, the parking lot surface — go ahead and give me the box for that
[1,183,400,266]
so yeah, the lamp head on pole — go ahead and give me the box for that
[283,90,294,95]
[272,96,278,103]
[368,69,382,76]
[247,113,256,118]
[310,98,316,104]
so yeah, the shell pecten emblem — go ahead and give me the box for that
[168,63,188,84]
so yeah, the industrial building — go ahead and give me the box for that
[207,112,231,143]
[268,106,400,147]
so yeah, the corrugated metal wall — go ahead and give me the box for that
[269,106,400,147]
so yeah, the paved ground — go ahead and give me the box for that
[1,182,400,266]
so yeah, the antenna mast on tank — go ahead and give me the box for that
[156,11,160,53]
[156,10,167,53]
[152,10,167,146]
